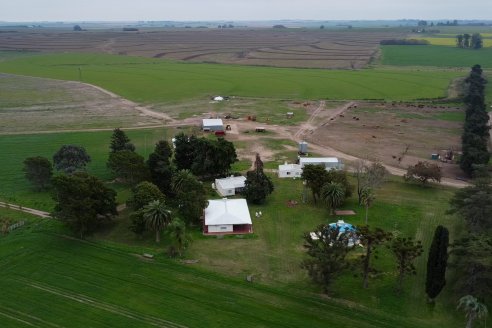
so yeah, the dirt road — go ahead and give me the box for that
[0,201,51,218]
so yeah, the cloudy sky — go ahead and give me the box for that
[2,0,491,21]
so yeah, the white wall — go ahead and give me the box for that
[208,225,233,233]
[278,169,302,178]
[216,185,235,197]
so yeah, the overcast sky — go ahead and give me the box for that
[2,0,491,22]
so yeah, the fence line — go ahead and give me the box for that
[8,220,25,232]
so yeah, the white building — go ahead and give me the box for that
[299,157,343,171]
[204,198,253,235]
[278,163,302,178]
[215,176,246,196]
[202,119,224,132]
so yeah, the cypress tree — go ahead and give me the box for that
[460,65,490,176]
[425,225,449,302]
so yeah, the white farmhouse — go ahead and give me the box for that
[203,198,253,235]
[215,176,246,196]
[202,119,224,132]
[278,163,302,178]
[299,157,343,171]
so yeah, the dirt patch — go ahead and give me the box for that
[0,74,164,133]
[308,102,465,179]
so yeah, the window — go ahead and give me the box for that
[287,172,291,175]
[220,226,227,230]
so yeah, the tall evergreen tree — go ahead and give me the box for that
[389,237,423,293]
[357,225,392,289]
[301,225,353,293]
[243,154,274,204]
[460,65,490,176]
[147,140,174,196]
[425,225,449,302]
[110,128,135,153]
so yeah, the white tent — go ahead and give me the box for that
[204,198,253,234]
[215,176,246,196]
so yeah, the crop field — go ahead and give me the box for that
[309,103,464,176]
[0,29,405,69]
[0,53,461,102]
[381,45,492,68]
[0,74,162,133]
[0,127,182,210]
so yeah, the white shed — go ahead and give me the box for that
[278,163,302,178]
[204,198,253,235]
[215,176,246,196]
[202,119,224,132]
[299,157,343,170]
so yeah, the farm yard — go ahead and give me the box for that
[308,103,465,178]
[0,25,491,328]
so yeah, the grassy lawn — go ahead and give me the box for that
[381,45,492,68]
[0,53,461,102]
[91,175,463,327]
[0,127,179,210]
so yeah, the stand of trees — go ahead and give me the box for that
[456,33,483,49]
[302,165,353,205]
[174,133,237,178]
[52,172,117,238]
[460,65,490,176]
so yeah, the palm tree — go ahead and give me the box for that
[171,169,194,194]
[321,182,345,215]
[167,218,190,257]
[457,295,488,328]
[360,187,375,224]
[143,200,172,243]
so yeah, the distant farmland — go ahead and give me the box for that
[381,45,492,68]
[0,28,404,69]
[0,53,461,102]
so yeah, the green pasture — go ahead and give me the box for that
[89,175,463,327]
[0,128,177,210]
[381,45,492,68]
[0,53,460,102]
[0,176,463,327]
[0,221,441,328]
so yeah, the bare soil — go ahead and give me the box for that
[0,74,169,133]
[0,29,403,69]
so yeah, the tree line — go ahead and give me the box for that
[456,33,483,49]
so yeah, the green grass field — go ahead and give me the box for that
[0,128,180,210]
[0,176,462,327]
[0,53,461,102]
[381,45,492,68]
[88,176,463,327]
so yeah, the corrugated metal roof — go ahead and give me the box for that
[205,199,252,225]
